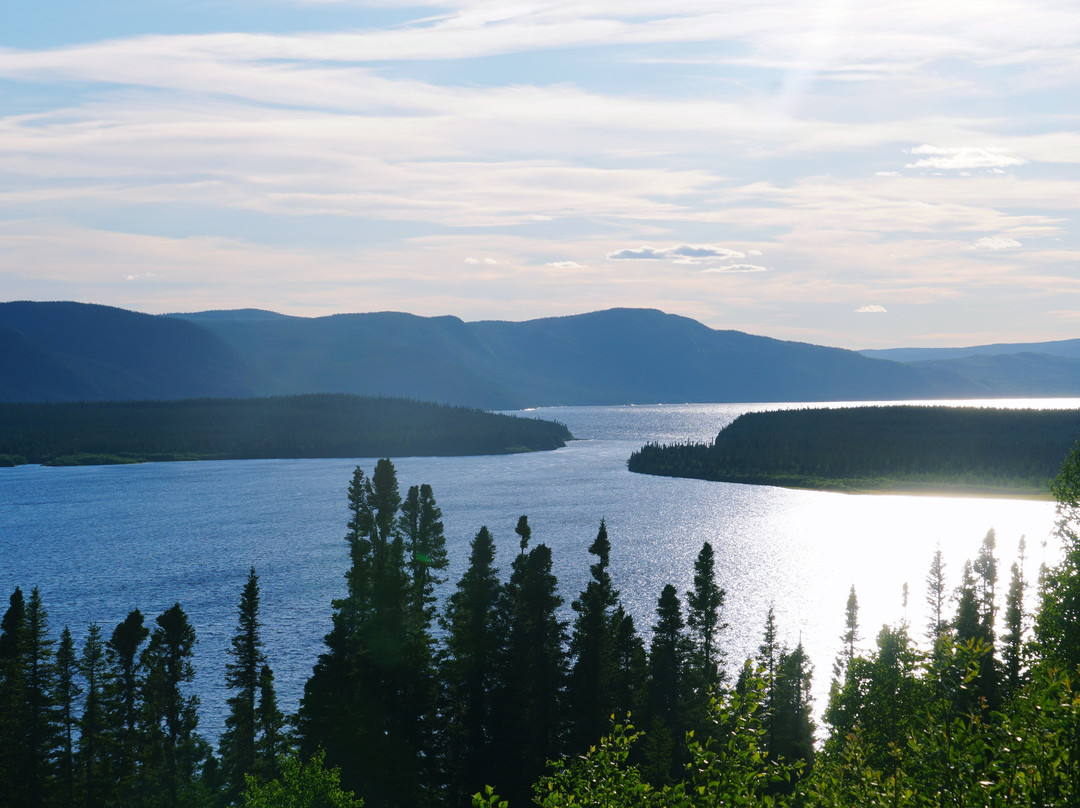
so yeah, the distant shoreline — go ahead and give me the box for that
[628,405,1080,499]
[0,394,573,468]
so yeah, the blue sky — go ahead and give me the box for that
[2,0,1078,348]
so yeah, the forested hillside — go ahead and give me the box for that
[629,406,1080,495]
[0,394,571,466]
[6,451,1080,806]
[0,301,255,401]
[1,301,985,408]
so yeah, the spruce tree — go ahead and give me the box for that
[442,525,503,807]
[78,624,109,808]
[139,604,200,808]
[1002,558,1025,697]
[492,519,567,806]
[220,567,268,805]
[832,585,859,685]
[925,548,948,644]
[104,608,149,806]
[254,665,287,783]
[610,605,647,727]
[298,461,435,808]
[0,587,31,805]
[56,626,80,808]
[25,587,58,808]
[567,519,620,751]
[770,642,815,779]
[685,542,726,691]
[642,584,690,785]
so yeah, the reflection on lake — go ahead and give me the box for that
[1,399,1072,738]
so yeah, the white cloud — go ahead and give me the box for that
[465,256,499,264]
[855,305,887,313]
[546,260,586,268]
[973,236,1022,250]
[607,244,745,262]
[701,263,768,273]
[906,145,1027,170]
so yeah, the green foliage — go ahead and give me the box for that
[241,750,364,808]
[0,394,572,465]
[629,406,1080,494]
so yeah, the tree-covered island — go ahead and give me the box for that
[0,394,572,467]
[628,405,1080,496]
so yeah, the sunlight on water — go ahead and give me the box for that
[0,400,1070,738]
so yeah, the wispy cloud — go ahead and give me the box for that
[906,145,1027,171]
[855,304,887,313]
[972,236,1022,250]
[608,244,746,263]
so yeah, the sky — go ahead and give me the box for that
[1,0,1078,348]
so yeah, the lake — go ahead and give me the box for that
[0,399,1071,740]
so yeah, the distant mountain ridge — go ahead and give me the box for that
[3,300,1072,408]
[861,339,1080,397]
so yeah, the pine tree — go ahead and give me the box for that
[104,608,149,806]
[610,605,647,726]
[567,519,620,751]
[78,624,109,808]
[833,585,859,684]
[399,483,449,624]
[25,587,58,808]
[298,461,437,808]
[642,584,690,785]
[139,604,201,808]
[56,626,80,808]
[1002,558,1025,696]
[254,665,287,783]
[770,642,815,779]
[492,519,567,806]
[220,567,268,805]
[685,542,726,692]
[0,587,31,805]
[925,548,948,644]
[442,525,503,807]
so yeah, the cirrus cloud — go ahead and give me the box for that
[855,305,887,313]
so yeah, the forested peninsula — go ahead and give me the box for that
[628,405,1080,496]
[0,394,572,466]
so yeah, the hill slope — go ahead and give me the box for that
[172,306,978,407]
[0,301,989,407]
[0,301,256,401]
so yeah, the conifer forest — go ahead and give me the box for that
[7,445,1080,808]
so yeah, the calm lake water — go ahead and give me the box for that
[1,399,1072,739]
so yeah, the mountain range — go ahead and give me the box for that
[2,301,1078,408]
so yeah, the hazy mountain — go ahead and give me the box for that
[0,301,257,401]
[860,339,1080,398]
[169,305,978,407]
[861,338,1080,362]
[0,301,995,407]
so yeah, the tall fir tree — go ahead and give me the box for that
[685,542,727,692]
[491,518,567,806]
[642,584,690,786]
[55,626,80,808]
[442,525,503,807]
[925,547,949,644]
[0,587,31,806]
[25,587,58,808]
[253,665,287,783]
[298,460,436,808]
[769,641,815,782]
[220,567,268,805]
[1001,537,1027,696]
[104,608,149,806]
[567,519,620,751]
[139,604,201,808]
[78,623,110,808]
[832,585,860,685]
